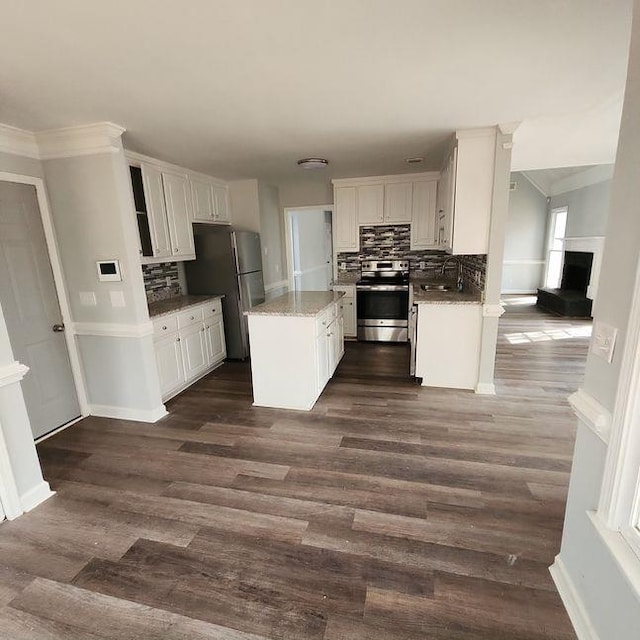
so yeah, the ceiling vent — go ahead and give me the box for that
[405,157,424,165]
[297,158,329,170]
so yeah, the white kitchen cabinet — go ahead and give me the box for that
[334,187,358,252]
[415,303,482,390]
[315,327,330,393]
[438,129,496,255]
[213,184,230,223]
[162,171,195,258]
[205,316,226,366]
[154,333,184,398]
[180,322,208,380]
[152,299,226,401]
[141,164,172,259]
[334,285,356,338]
[384,182,413,224]
[191,176,215,222]
[410,180,438,249]
[357,184,384,224]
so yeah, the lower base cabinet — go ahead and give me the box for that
[334,285,356,337]
[153,299,226,401]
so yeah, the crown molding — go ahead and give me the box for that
[456,126,497,140]
[549,164,614,197]
[0,124,40,159]
[36,122,126,159]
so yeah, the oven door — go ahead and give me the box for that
[356,286,409,342]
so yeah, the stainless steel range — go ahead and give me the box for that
[356,260,410,342]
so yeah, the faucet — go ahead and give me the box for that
[440,257,464,292]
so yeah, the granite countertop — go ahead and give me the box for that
[246,291,345,317]
[412,281,483,305]
[148,294,224,319]
[333,274,360,286]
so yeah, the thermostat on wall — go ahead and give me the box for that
[96,260,122,282]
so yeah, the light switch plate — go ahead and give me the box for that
[590,321,617,363]
[110,290,126,308]
[79,291,97,306]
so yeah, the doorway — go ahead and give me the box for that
[0,181,81,439]
[285,207,333,291]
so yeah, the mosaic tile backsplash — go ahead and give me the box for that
[142,262,182,303]
[337,224,486,291]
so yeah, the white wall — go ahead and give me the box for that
[42,150,164,418]
[258,182,286,288]
[277,176,333,209]
[557,2,640,637]
[229,179,261,233]
[502,173,548,293]
[550,179,611,238]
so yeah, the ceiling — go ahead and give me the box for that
[0,0,633,181]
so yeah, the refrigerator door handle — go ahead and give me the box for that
[230,231,241,275]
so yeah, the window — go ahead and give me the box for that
[545,207,568,288]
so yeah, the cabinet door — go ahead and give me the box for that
[357,184,384,224]
[337,314,345,361]
[334,187,358,252]
[341,297,356,337]
[384,182,413,223]
[315,330,330,393]
[191,177,214,222]
[181,323,208,381]
[141,164,172,258]
[155,333,185,398]
[205,316,227,365]
[410,181,438,249]
[162,171,196,257]
[213,185,230,223]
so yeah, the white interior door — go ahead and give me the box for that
[0,182,80,439]
[291,209,333,291]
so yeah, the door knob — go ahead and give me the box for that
[52,323,65,333]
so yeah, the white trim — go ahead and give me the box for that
[332,171,440,187]
[563,236,605,301]
[0,172,89,416]
[475,382,496,395]
[482,303,505,318]
[0,124,39,159]
[0,361,29,388]
[19,481,54,513]
[0,421,23,520]
[35,122,125,159]
[35,415,84,444]
[73,321,154,338]
[89,403,168,423]
[569,389,612,444]
[550,165,614,197]
[264,279,288,293]
[502,259,546,265]
[519,171,550,197]
[501,289,538,295]
[599,249,640,528]
[550,556,601,640]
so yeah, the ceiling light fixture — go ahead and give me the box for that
[297,157,329,170]
[405,157,424,165]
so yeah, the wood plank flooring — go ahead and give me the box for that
[0,297,591,639]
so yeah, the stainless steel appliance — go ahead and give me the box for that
[185,225,265,359]
[356,260,410,342]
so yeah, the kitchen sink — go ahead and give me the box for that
[420,283,454,291]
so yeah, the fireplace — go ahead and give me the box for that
[537,250,594,317]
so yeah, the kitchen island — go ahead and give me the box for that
[412,283,484,390]
[246,291,345,410]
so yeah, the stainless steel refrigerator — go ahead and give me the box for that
[185,225,265,359]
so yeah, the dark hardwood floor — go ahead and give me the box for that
[0,297,591,639]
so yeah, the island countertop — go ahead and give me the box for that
[246,291,345,317]
[412,282,483,305]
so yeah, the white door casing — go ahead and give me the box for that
[0,182,81,439]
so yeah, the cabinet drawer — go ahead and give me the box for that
[177,307,204,328]
[153,315,179,339]
[203,298,223,319]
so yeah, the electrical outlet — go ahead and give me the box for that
[419,261,426,269]
[110,290,126,308]
[165,276,172,286]
[340,262,347,270]
[79,291,96,306]
[590,321,617,363]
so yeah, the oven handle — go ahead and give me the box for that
[356,285,409,291]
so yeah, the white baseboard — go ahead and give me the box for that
[500,289,538,295]
[475,382,496,395]
[20,481,54,513]
[550,556,601,640]
[89,403,168,423]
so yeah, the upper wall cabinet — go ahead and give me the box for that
[162,171,195,258]
[190,176,230,224]
[333,173,439,253]
[437,128,497,255]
